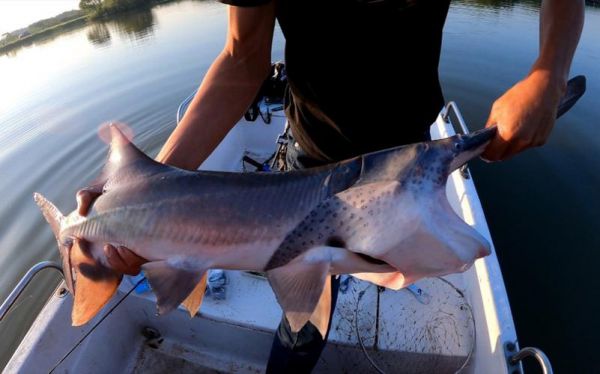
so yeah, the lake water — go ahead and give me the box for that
[0,0,598,371]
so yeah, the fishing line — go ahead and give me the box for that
[354,277,476,374]
[48,277,146,374]
[436,276,476,374]
[355,285,386,374]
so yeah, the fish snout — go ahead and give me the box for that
[449,127,497,171]
[458,127,497,153]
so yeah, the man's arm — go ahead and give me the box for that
[96,4,277,274]
[481,0,584,161]
[157,3,276,169]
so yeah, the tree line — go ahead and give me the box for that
[79,0,172,18]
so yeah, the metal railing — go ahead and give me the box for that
[440,101,471,179]
[0,261,64,322]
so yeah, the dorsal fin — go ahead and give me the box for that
[92,123,168,189]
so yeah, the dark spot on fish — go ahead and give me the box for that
[326,236,346,248]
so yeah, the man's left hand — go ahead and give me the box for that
[481,70,565,162]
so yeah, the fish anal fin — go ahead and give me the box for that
[142,260,205,316]
[267,260,330,335]
[181,272,207,318]
[70,239,122,326]
[352,271,406,290]
[308,276,332,338]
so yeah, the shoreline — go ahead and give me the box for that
[0,0,180,56]
[0,16,89,55]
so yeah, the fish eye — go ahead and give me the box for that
[454,142,462,151]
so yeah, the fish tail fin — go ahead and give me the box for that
[142,260,207,317]
[33,193,122,325]
[33,193,64,240]
[33,193,75,294]
[70,239,121,326]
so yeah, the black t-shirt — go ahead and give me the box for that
[221,0,450,162]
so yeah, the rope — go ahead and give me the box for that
[49,277,146,373]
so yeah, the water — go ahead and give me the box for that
[0,0,597,371]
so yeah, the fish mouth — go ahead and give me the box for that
[461,126,497,153]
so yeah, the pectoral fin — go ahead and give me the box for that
[267,260,331,337]
[70,239,122,326]
[308,276,332,338]
[142,260,206,316]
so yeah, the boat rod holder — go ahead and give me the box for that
[0,261,64,322]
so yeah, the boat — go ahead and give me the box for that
[1,70,556,373]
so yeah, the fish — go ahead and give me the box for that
[34,74,585,337]
[33,124,494,337]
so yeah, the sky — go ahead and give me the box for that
[0,0,80,35]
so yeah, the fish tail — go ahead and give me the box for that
[33,193,75,295]
[33,192,64,240]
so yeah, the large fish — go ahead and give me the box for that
[34,76,586,337]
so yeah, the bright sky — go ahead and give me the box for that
[0,0,80,35]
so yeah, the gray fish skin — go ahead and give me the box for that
[34,124,495,331]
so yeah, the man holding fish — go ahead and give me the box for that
[70,0,584,372]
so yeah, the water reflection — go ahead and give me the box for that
[87,8,156,48]
[110,8,156,41]
[86,23,111,46]
[454,0,540,10]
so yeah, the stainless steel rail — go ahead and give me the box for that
[440,101,471,179]
[0,261,64,322]
[510,347,554,374]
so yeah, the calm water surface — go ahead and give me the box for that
[0,1,598,371]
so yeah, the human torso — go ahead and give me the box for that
[277,0,450,161]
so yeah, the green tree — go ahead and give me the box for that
[79,0,103,13]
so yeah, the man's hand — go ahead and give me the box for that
[481,70,564,162]
[103,244,146,275]
[482,0,584,162]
